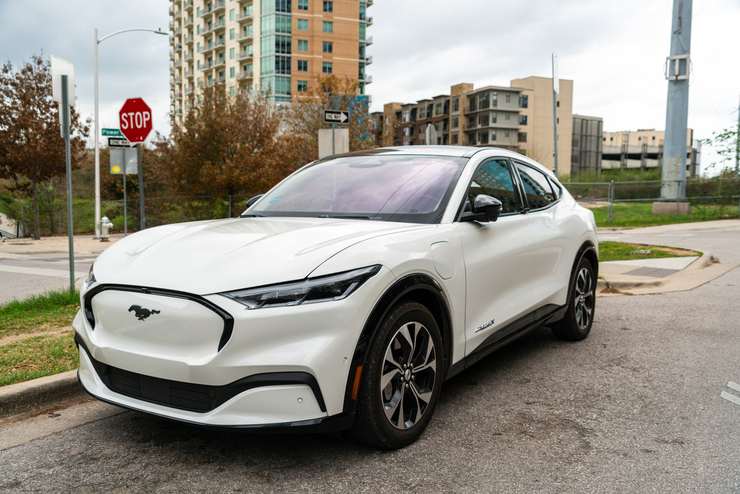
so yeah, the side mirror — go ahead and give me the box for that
[244,194,263,209]
[461,194,503,223]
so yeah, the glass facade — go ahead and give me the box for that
[260,0,292,102]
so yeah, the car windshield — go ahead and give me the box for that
[249,154,467,223]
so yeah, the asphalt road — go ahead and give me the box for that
[2,222,740,493]
[0,253,92,304]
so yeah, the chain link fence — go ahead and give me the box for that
[563,178,740,225]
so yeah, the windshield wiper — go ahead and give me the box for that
[317,214,376,220]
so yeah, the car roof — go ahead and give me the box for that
[339,145,519,159]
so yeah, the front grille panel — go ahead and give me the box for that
[77,335,328,413]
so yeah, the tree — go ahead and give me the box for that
[0,55,89,238]
[285,75,376,158]
[168,88,298,202]
[700,126,739,175]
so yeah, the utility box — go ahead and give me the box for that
[318,128,349,159]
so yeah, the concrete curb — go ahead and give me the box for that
[0,370,82,418]
[597,252,723,295]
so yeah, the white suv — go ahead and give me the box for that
[75,146,598,449]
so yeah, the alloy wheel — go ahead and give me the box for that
[380,321,437,430]
[573,266,595,330]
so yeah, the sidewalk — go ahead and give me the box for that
[0,234,122,257]
[597,220,740,295]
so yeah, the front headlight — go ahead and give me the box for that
[222,265,381,309]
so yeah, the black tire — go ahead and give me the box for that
[552,256,596,341]
[351,302,445,450]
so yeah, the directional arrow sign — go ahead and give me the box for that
[323,110,349,125]
[108,137,135,148]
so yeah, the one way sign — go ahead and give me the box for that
[323,109,349,124]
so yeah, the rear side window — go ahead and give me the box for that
[467,159,522,214]
[514,162,557,209]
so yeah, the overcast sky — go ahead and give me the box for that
[1,0,738,173]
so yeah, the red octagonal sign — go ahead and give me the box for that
[119,97,153,143]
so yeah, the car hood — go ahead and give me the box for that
[94,217,427,294]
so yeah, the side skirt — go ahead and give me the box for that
[446,303,566,380]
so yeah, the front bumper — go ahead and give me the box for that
[74,268,392,427]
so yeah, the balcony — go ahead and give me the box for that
[198,39,225,54]
[363,35,373,46]
[367,0,374,6]
[238,8,254,22]
[200,0,225,17]
[202,19,226,35]
[184,0,193,10]
[363,74,373,84]
[366,16,373,26]
[238,70,254,81]
[238,30,253,42]
[365,55,373,65]
[238,50,253,61]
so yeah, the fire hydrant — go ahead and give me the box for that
[100,216,114,242]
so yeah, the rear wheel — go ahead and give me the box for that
[552,257,596,341]
[351,302,444,449]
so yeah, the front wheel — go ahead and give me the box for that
[351,302,445,449]
[552,257,596,341]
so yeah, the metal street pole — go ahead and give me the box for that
[551,53,559,175]
[735,95,739,174]
[138,145,146,230]
[122,155,128,236]
[660,0,692,201]
[93,27,166,240]
[93,28,101,239]
[61,75,75,293]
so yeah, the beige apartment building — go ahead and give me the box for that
[371,76,574,176]
[169,0,372,125]
[602,128,700,176]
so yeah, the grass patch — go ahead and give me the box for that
[0,333,78,386]
[592,202,740,228]
[600,241,700,262]
[0,289,80,339]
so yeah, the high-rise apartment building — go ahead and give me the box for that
[169,0,373,124]
[371,76,575,176]
[602,128,700,176]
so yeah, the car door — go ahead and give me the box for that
[511,160,568,307]
[454,157,537,355]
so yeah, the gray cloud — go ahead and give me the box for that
[1,0,738,173]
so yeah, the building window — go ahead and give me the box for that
[490,130,497,142]
[519,115,528,125]
[322,61,333,74]
[229,86,236,96]
[452,97,459,113]
[297,80,308,92]
[276,0,291,12]
[297,39,308,52]
[229,47,235,59]
[491,93,498,108]
[229,28,235,40]
[519,95,528,108]
[298,0,309,10]
[323,0,333,12]
[229,8,235,20]
[322,41,333,53]
[518,132,527,143]
[505,93,511,103]
[297,19,309,31]
[451,116,459,129]
[297,59,308,71]
[229,66,235,78]
[323,21,333,32]
[451,134,459,144]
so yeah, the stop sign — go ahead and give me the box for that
[119,98,153,143]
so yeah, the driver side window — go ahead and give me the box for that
[466,158,522,214]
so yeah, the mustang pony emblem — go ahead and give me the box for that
[128,305,160,321]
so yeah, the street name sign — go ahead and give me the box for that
[119,98,153,143]
[323,110,349,125]
[102,128,123,137]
